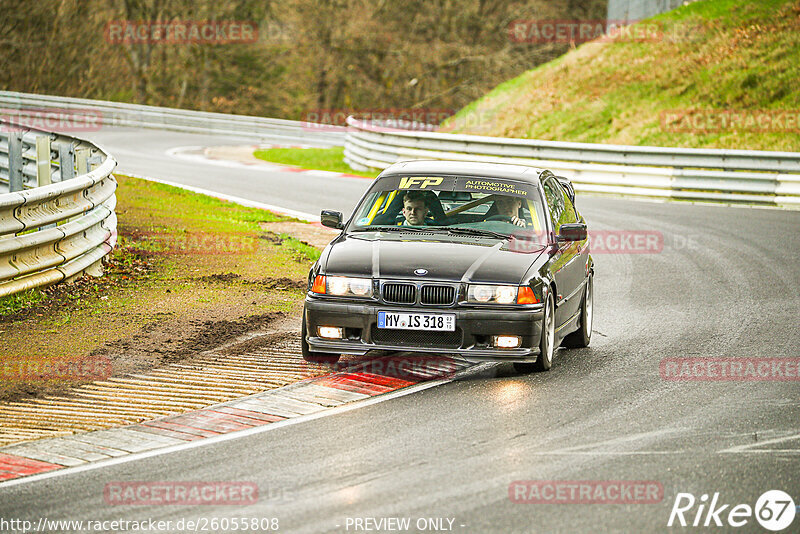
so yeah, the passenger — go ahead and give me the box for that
[400,191,429,226]
[493,195,526,227]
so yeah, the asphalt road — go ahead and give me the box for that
[90,127,367,217]
[1,128,798,533]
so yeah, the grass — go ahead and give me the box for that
[253,146,379,178]
[441,0,800,151]
[278,233,322,261]
[0,174,320,401]
[0,289,48,317]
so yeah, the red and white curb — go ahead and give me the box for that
[0,357,476,486]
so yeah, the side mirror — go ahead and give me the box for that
[320,210,344,229]
[556,176,576,206]
[558,222,587,242]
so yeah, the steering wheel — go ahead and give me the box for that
[486,215,514,223]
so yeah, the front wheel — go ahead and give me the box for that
[301,319,340,364]
[514,291,555,373]
[562,274,592,349]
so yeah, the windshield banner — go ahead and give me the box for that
[385,176,533,198]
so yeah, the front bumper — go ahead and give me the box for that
[304,296,544,363]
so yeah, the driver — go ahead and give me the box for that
[400,191,429,226]
[493,195,526,227]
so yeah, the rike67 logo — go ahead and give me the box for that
[668,490,796,531]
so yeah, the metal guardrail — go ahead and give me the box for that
[0,120,117,298]
[344,117,800,206]
[0,91,345,147]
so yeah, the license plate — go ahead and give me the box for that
[377,311,455,331]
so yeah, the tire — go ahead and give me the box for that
[301,319,340,364]
[514,291,555,373]
[562,274,593,349]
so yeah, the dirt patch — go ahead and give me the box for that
[199,272,242,283]
[0,175,316,404]
[177,313,287,359]
[218,330,300,356]
[197,273,306,291]
[1,309,298,403]
[260,221,340,249]
[89,311,286,371]
[261,233,285,245]
[259,277,307,291]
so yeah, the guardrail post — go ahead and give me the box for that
[88,150,102,172]
[8,132,23,192]
[58,143,74,182]
[36,136,51,186]
[76,148,89,175]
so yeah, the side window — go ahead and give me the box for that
[558,184,578,226]
[542,178,565,232]
[543,177,579,233]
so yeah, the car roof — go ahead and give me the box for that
[378,160,547,183]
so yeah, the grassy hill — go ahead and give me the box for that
[441,0,800,152]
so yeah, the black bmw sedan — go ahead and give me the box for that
[302,160,593,373]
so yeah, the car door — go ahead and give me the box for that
[542,176,583,327]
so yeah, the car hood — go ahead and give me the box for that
[322,233,545,285]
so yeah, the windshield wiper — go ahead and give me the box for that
[351,226,430,233]
[444,227,511,239]
[353,226,515,240]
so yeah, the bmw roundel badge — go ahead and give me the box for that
[414,268,428,276]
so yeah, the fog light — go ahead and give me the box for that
[318,326,343,339]
[494,335,521,349]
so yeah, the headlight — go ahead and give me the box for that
[312,275,373,298]
[471,285,494,302]
[348,278,372,296]
[328,277,350,295]
[467,285,537,304]
[495,286,517,304]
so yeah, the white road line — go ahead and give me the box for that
[718,432,800,454]
[520,429,685,456]
[0,378,450,489]
[120,172,319,222]
[551,429,683,452]
[718,450,800,454]
[525,451,684,455]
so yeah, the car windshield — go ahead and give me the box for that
[348,175,548,242]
